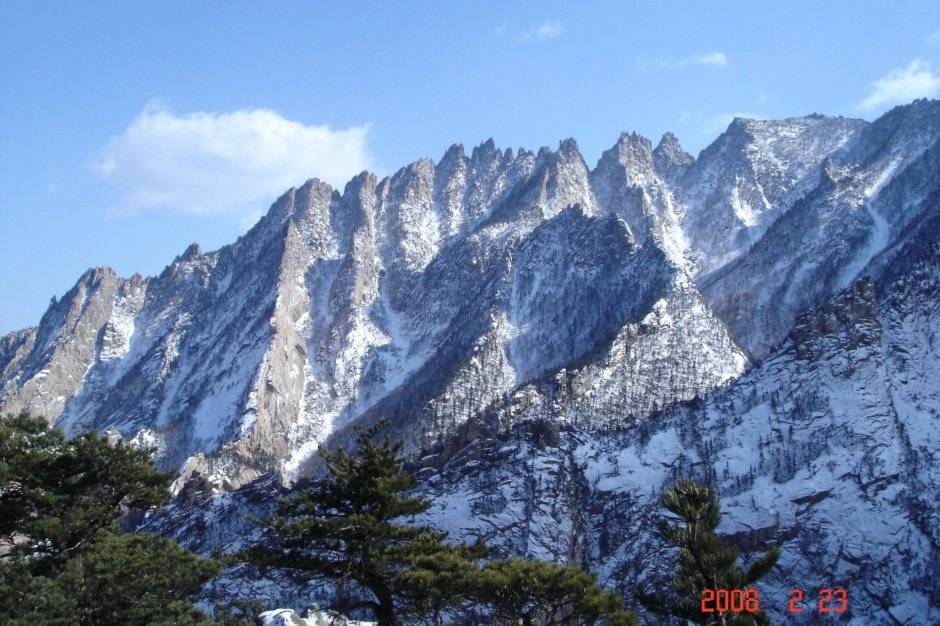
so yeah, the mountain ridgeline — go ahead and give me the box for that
[3,100,940,623]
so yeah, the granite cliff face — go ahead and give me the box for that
[1,130,748,489]
[3,101,940,623]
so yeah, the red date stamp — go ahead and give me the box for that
[788,587,848,614]
[699,587,849,615]
[700,588,761,613]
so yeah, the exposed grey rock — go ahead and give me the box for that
[702,101,940,357]
[153,209,939,623]
[3,101,940,623]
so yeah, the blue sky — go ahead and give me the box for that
[3,1,940,334]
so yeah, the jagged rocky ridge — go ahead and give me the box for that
[1,125,751,488]
[3,100,940,623]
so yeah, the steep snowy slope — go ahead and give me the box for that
[676,114,866,277]
[0,136,745,490]
[143,207,939,623]
[703,99,940,358]
[342,207,746,458]
[2,101,938,503]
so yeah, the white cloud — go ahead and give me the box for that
[535,20,563,39]
[857,59,940,112]
[693,51,728,67]
[639,51,728,70]
[521,20,563,40]
[493,22,508,36]
[94,101,372,215]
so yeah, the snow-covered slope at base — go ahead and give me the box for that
[260,607,374,626]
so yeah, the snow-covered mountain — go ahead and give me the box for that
[1,129,747,489]
[2,100,939,623]
[143,175,940,625]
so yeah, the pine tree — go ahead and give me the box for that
[246,419,466,626]
[395,539,486,625]
[638,480,780,625]
[476,558,635,626]
[0,411,169,570]
[0,412,229,625]
[246,419,635,626]
[55,530,222,625]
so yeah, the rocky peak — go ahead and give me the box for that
[439,142,466,167]
[556,137,581,159]
[653,131,693,181]
[178,243,202,262]
[594,132,656,187]
[291,178,336,223]
[470,137,498,162]
[331,171,377,251]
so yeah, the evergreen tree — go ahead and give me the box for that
[247,419,635,626]
[638,480,780,625]
[476,558,635,626]
[0,411,168,569]
[247,419,463,626]
[57,530,222,625]
[395,540,486,625]
[0,412,229,625]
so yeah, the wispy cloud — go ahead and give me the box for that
[493,22,508,36]
[857,59,940,112]
[94,101,372,216]
[521,20,563,40]
[926,28,940,45]
[638,51,728,71]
